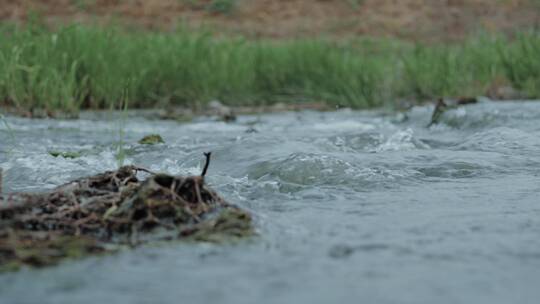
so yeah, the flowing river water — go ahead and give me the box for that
[1,100,539,304]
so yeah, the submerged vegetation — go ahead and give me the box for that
[48,150,82,159]
[138,134,165,145]
[0,22,540,114]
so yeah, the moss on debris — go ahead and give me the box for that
[0,157,253,272]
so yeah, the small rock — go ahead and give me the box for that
[328,244,355,259]
[138,134,165,145]
[488,85,526,100]
[245,127,258,133]
[455,96,478,105]
[271,102,288,112]
[208,100,236,122]
[156,109,194,123]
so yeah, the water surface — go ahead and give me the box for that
[1,101,539,304]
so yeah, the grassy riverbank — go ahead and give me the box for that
[1,23,540,114]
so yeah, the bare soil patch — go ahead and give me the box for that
[1,0,539,41]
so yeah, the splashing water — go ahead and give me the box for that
[1,101,540,304]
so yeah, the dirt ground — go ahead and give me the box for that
[1,0,540,41]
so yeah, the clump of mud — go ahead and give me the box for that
[0,154,253,272]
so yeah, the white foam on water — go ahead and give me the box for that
[311,121,375,132]
[2,103,540,304]
[457,127,540,153]
[375,128,430,152]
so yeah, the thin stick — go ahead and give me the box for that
[201,152,212,177]
[0,167,3,195]
[194,181,203,205]
[135,167,156,175]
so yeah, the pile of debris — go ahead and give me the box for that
[0,154,253,272]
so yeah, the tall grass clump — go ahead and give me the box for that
[400,35,504,99]
[401,32,540,100]
[0,25,87,114]
[1,22,540,114]
[252,40,385,107]
[496,31,540,97]
[0,23,384,113]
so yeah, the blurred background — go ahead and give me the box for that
[2,0,540,41]
[2,0,540,114]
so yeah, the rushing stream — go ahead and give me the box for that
[1,100,539,304]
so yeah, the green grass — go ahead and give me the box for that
[0,22,539,114]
